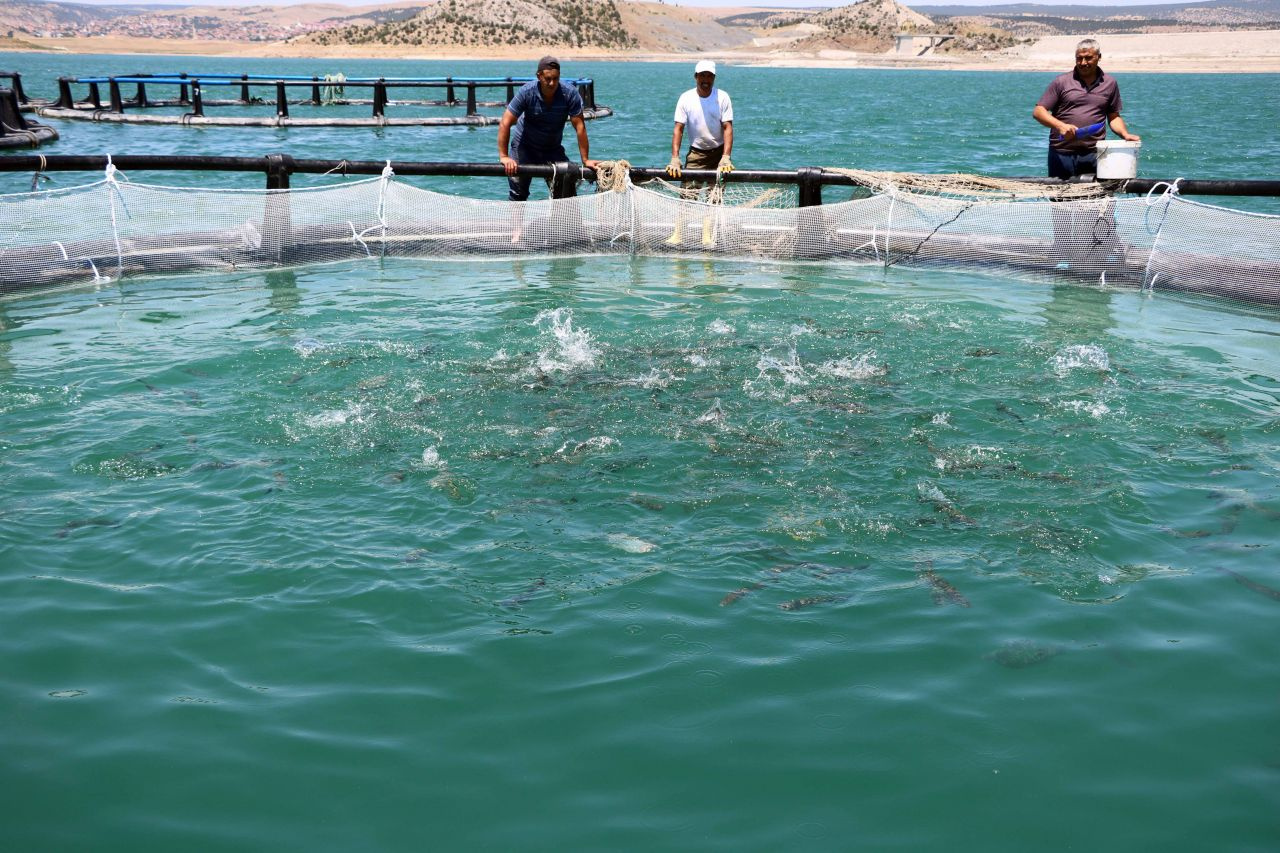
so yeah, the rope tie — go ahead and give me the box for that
[348,222,372,259]
[30,154,48,192]
[374,160,394,256]
[1140,179,1182,292]
[593,160,632,193]
[104,155,125,279]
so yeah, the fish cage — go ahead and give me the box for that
[0,85,57,149]
[29,72,612,128]
[0,154,1277,307]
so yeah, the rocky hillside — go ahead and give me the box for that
[917,0,1280,37]
[298,0,635,50]
[2,0,1277,55]
[764,0,934,52]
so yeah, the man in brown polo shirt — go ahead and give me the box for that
[1033,39,1140,179]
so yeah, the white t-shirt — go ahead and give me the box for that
[673,87,734,151]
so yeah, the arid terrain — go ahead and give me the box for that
[2,0,1279,72]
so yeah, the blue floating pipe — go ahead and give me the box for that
[1052,119,1107,141]
[68,74,591,87]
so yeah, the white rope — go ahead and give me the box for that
[1140,179,1181,292]
[348,221,372,259]
[376,161,393,256]
[104,155,124,279]
[883,190,899,267]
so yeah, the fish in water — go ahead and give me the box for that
[1217,567,1280,602]
[995,401,1025,423]
[720,582,766,607]
[1163,526,1214,539]
[55,516,120,538]
[967,347,1000,357]
[917,483,975,525]
[917,561,971,607]
[627,494,666,512]
[500,578,547,610]
[779,594,846,612]
[810,563,870,579]
[985,640,1062,669]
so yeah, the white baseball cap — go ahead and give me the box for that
[694,60,716,75]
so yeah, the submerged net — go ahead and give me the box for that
[1,165,1277,306]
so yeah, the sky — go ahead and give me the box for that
[57,0,1176,8]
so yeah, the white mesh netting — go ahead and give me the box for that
[2,167,1277,306]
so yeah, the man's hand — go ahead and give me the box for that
[501,155,518,176]
[717,156,734,174]
[583,158,599,170]
[666,156,682,179]
[1121,133,1141,142]
[1058,124,1078,141]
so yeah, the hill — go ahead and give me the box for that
[299,0,635,50]
[1,0,1277,60]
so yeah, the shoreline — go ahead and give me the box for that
[4,30,1280,74]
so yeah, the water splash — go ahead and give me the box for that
[815,351,888,380]
[1051,344,1111,376]
[534,308,599,373]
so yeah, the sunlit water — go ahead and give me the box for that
[3,54,1279,851]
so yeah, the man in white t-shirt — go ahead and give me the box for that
[666,59,734,188]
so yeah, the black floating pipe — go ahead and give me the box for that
[108,79,124,113]
[2,157,1279,200]
[0,88,30,133]
[551,162,580,200]
[3,71,28,104]
[265,153,295,190]
[797,166,823,207]
[1117,178,1280,197]
[190,81,204,116]
[276,81,288,118]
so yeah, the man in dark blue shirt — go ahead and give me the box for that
[498,56,598,201]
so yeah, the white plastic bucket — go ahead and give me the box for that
[1095,140,1141,179]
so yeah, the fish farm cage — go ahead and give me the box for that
[0,77,57,148]
[5,70,610,127]
[0,154,1277,307]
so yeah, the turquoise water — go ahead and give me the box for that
[3,55,1280,850]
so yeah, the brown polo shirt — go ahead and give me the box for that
[1037,69,1123,152]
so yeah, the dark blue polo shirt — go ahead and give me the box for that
[1037,69,1123,152]
[507,79,583,160]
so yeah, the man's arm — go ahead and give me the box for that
[1107,112,1140,142]
[1033,104,1078,140]
[719,120,734,171]
[498,109,519,175]
[569,114,597,169]
[668,122,685,177]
